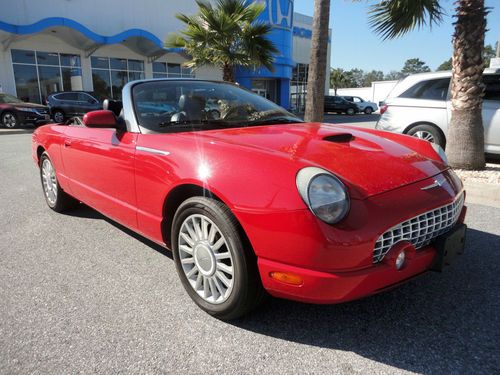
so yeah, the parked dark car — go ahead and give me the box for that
[0,93,50,128]
[324,96,359,115]
[47,91,102,123]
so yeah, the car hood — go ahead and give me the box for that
[177,122,446,199]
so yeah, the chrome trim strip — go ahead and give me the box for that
[136,146,170,156]
[421,175,447,190]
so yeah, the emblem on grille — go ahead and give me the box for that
[421,176,446,190]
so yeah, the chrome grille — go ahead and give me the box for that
[373,193,464,263]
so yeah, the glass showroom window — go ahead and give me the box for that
[290,63,309,113]
[152,62,194,79]
[11,49,82,103]
[91,57,145,99]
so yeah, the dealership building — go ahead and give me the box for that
[0,0,330,111]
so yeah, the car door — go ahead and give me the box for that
[61,125,138,229]
[58,92,80,117]
[77,93,101,115]
[482,74,500,153]
[324,96,334,112]
[333,97,346,111]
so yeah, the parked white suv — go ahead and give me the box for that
[376,69,500,155]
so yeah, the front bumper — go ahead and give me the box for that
[18,111,50,125]
[236,169,466,304]
[258,222,465,304]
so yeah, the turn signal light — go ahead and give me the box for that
[270,271,303,286]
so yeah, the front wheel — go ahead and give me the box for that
[364,107,373,115]
[1,111,18,128]
[172,197,264,320]
[40,152,79,212]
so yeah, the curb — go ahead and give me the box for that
[463,181,500,208]
[0,129,34,135]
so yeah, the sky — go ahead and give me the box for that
[294,0,500,73]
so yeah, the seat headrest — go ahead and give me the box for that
[178,94,205,112]
[103,99,123,117]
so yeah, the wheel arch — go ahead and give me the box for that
[36,145,46,165]
[403,121,446,143]
[161,184,254,254]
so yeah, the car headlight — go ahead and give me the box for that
[296,167,350,224]
[431,143,448,165]
[17,107,37,113]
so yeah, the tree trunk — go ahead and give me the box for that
[223,63,235,83]
[304,0,330,122]
[446,0,486,170]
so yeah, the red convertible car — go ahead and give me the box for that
[32,79,466,320]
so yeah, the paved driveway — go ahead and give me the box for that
[0,133,499,374]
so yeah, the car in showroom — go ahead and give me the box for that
[46,91,102,123]
[376,69,500,154]
[0,93,50,128]
[32,79,467,320]
[324,95,359,115]
[341,95,378,114]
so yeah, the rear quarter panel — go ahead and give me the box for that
[32,125,70,191]
[379,98,448,134]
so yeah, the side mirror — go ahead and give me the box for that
[83,110,120,129]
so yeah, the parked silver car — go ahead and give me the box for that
[341,96,378,114]
[376,69,500,155]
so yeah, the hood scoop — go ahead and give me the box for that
[323,133,354,143]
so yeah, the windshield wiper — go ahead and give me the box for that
[243,117,304,126]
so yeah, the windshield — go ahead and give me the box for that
[132,80,302,133]
[0,93,24,104]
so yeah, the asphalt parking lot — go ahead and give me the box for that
[1,132,499,374]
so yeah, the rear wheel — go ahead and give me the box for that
[1,111,18,128]
[52,110,65,123]
[346,108,355,116]
[172,197,264,320]
[40,152,78,212]
[407,124,445,148]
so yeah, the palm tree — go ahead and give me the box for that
[330,68,347,95]
[166,0,278,83]
[304,0,331,122]
[368,0,487,170]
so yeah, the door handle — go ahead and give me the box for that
[64,140,72,148]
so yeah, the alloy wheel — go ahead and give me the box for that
[2,113,17,128]
[41,158,57,205]
[53,111,64,123]
[414,130,435,143]
[178,214,234,304]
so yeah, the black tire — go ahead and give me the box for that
[407,124,446,148]
[39,152,79,212]
[52,110,65,123]
[172,197,264,320]
[364,107,373,115]
[1,111,19,128]
[346,108,355,116]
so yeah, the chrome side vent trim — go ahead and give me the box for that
[136,146,170,156]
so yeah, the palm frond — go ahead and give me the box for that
[368,0,445,40]
[166,0,276,74]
